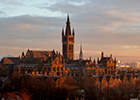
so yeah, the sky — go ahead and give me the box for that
[0,0,140,62]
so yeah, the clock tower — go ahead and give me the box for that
[62,14,75,60]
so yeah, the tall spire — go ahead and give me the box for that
[79,42,83,60]
[80,43,82,54]
[67,13,70,22]
[65,14,71,35]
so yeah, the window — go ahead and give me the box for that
[69,54,73,59]
[69,37,74,42]
[53,67,55,71]
[48,67,50,71]
[61,67,63,71]
[69,44,73,53]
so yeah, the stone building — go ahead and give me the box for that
[0,57,20,76]
[97,52,116,75]
[61,15,106,79]
[14,49,65,76]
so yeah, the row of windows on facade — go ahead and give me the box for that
[14,69,63,76]
[14,67,63,72]
[107,66,116,69]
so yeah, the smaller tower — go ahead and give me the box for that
[21,52,25,59]
[101,51,104,58]
[72,28,75,36]
[93,59,96,67]
[97,57,99,63]
[79,43,83,61]
[62,28,64,36]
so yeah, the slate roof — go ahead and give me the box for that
[19,58,42,64]
[65,59,91,69]
[0,57,20,65]
[97,63,104,68]
[19,50,64,65]
[99,57,111,63]
[66,60,91,65]
[27,50,55,58]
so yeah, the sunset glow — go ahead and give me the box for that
[0,0,140,62]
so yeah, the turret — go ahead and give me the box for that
[72,28,75,36]
[93,59,96,67]
[21,52,25,59]
[94,59,96,64]
[79,43,83,60]
[62,28,64,36]
[101,51,104,58]
[97,57,99,63]
[114,57,116,63]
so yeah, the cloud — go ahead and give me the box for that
[0,15,63,40]
[0,0,23,6]
[0,10,7,17]
[123,45,139,49]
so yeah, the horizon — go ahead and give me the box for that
[0,0,140,62]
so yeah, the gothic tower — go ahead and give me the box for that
[62,14,75,60]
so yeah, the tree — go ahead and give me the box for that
[79,77,99,100]
[19,89,32,100]
[22,75,45,100]
[3,72,23,92]
[105,87,122,100]
[2,92,19,100]
[45,77,55,100]
[62,76,77,90]
[116,82,135,100]
[134,79,140,96]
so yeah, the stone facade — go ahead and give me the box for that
[98,52,117,75]
[14,50,65,76]
[0,57,20,76]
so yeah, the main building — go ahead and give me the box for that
[0,15,117,78]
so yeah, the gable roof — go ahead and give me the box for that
[20,50,63,65]
[66,60,91,65]
[0,57,20,65]
[26,49,55,59]
[99,57,111,63]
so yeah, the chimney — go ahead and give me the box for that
[25,71,27,74]
[36,71,39,75]
[110,54,112,57]
[44,71,47,75]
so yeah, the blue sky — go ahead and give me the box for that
[0,0,140,62]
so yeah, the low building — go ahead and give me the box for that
[14,49,65,76]
[0,57,20,76]
[98,52,117,75]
